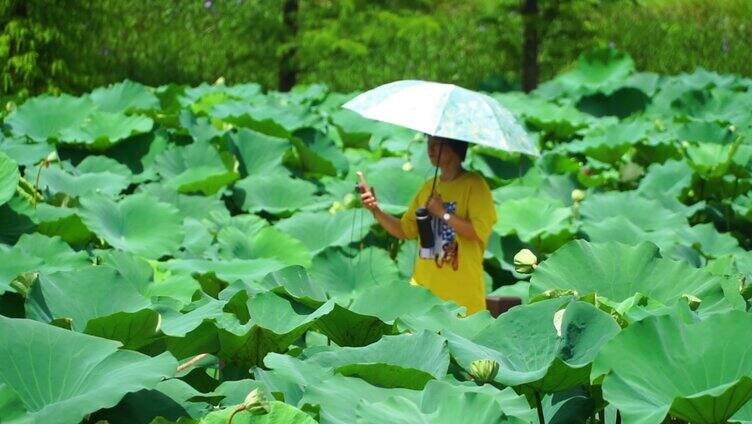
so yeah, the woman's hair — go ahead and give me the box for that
[436,136,469,161]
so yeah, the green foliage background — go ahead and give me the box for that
[1,0,751,98]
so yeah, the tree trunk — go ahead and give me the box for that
[278,0,299,92]
[521,0,539,93]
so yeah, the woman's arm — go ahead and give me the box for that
[360,187,408,240]
[426,193,482,243]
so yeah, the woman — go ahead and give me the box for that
[360,135,497,315]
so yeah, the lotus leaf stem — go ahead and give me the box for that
[534,391,544,424]
[177,353,209,372]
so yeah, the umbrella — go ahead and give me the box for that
[342,79,539,157]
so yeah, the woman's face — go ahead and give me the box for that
[427,136,458,167]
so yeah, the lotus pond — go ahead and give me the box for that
[1,49,752,424]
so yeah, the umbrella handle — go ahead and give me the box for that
[426,141,444,206]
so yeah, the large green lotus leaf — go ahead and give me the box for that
[0,136,54,166]
[563,121,651,163]
[59,111,154,149]
[230,128,291,177]
[261,266,328,302]
[144,274,201,309]
[0,233,89,294]
[9,233,88,271]
[25,266,148,324]
[348,281,446,324]
[592,311,752,424]
[153,142,238,195]
[580,191,686,232]
[257,352,335,406]
[199,400,316,424]
[90,378,207,423]
[362,158,426,215]
[494,197,572,242]
[677,223,743,257]
[0,151,19,206]
[732,400,752,423]
[582,215,679,252]
[34,157,131,198]
[178,110,226,144]
[300,374,420,424]
[157,296,226,339]
[138,183,229,222]
[492,169,576,207]
[235,174,320,214]
[79,193,184,259]
[313,302,396,347]
[495,93,591,139]
[35,204,92,246]
[446,299,620,392]
[88,80,160,113]
[356,391,526,424]
[160,258,287,286]
[576,87,650,119]
[398,303,495,340]
[531,240,740,312]
[275,209,373,255]
[546,48,636,96]
[6,95,97,142]
[0,316,176,424]
[290,127,348,176]
[637,159,693,199]
[212,100,319,134]
[218,226,312,268]
[419,380,536,423]
[306,331,449,390]
[0,195,37,244]
[216,292,335,366]
[310,247,400,301]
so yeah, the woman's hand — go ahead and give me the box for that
[360,185,380,213]
[426,193,446,218]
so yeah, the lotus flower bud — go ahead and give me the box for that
[514,249,538,274]
[682,294,701,311]
[571,189,586,203]
[214,76,226,86]
[402,161,414,172]
[469,359,499,385]
[242,388,270,415]
[328,201,343,214]
[343,193,356,208]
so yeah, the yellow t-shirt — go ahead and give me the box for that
[400,171,497,315]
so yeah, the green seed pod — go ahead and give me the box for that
[682,294,702,311]
[469,359,499,385]
[513,249,538,274]
[242,388,270,416]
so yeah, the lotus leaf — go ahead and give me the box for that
[0,151,19,206]
[79,193,184,258]
[275,209,374,255]
[306,331,449,389]
[0,316,176,424]
[592,311,752,424]
[6,95,96,142]
[59,111,154,149]
[153,141,238,195]
[88,80,160,113]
